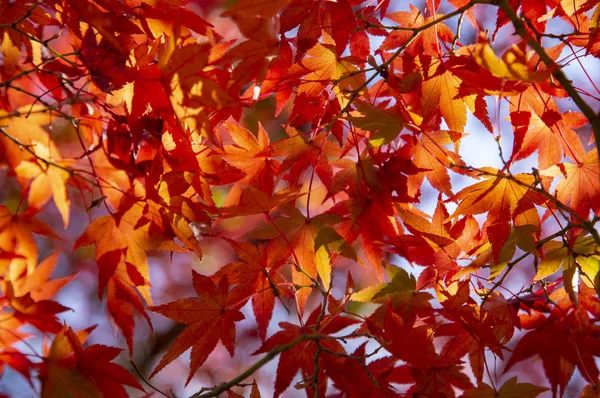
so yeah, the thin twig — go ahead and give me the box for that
[190,334,320,398]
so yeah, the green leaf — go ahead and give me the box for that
[534,241,570,281]
[345,102,404,147]
[351,264,416,303]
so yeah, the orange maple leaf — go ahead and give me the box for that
[510,88,587,170]
[291,38,365,105]
[405,130,465,196]
[10,248,75,301]
[448,169,544,258]
[421,61,467,132]
[379,5,454,56]
[249,205,341,311]
[0,206,60,276]
[15,146,75,227]
[221,122,279,206]
[74,202,189,351]
[541,149,600,218]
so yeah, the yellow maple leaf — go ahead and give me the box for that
[473,39,551,82]
[15,144,73,227]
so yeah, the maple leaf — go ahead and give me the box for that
[421,60,467,132]
[448,169,544,259]
[222,0,292,18]
[438,284,518,382]
[327,192,402,279]
[39,325,143,398]
[1,282,69,334]
[270,126,341,187]
[10,248,75,301]
[377,302,457,369]
[149,272,245,384]
[541,149,600,217]
[0,111,79,228]
[351,263,434,323]
[323,344,399,398]
[510,106,587,171]
[462,377,548,398]
[473,39,551,82]
[508,83,587,168]
[212,239,288,340]
[505,286,600,396]
[404,130,465,196]
[75,202,190,295]
[15,155,74,228]
[249,205,340,311]
[221,122,279,206]
[74,202,189,351]
[290,37,365,106]
[379,5,454,56]
[344,101,405,147]
[0,206,59,275]
[252,307,358,397]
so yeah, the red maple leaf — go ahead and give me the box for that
[38,325,143,398]
[149,272,246,384]
[252,307,358,397]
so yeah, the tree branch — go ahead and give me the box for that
[190,334,320,398]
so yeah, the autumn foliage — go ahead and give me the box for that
[1,0,600,396]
